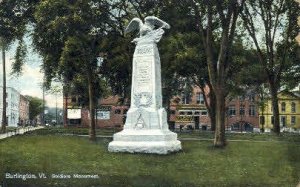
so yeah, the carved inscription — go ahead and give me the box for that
[135,58,152,92]
[136,46,153,55]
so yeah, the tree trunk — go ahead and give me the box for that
[209,97,216,131]
[270,83,280,134]
[165,97,171,129]
[214,86,226,147]
[87,72,96,141]
[207,84,216,131]
[1,46,6,133]
[199,83,216,131]
[64,92,68,127]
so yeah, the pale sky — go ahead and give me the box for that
[0,41,63,109]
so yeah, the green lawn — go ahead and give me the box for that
[0,131,300,187]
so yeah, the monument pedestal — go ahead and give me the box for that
[108,129,181,154]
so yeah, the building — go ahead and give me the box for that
[169,86,260,131]
[259,91,300,131]
[63,87,300,132]
[169,86,211,130]
[226,91,260,132]
[0,87,20,127]
[19,95,30,126]
[64,95,82,126]
[63,95,128,128]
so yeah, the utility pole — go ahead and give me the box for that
[42,78,45,126]
[56,93,58,126]
[1,38,7,133]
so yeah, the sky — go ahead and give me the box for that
[0,39,63,109]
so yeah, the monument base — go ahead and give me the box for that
[108,129,181,154]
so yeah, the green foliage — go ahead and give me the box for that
[0,0,35,75]
[0,0,26,45]
[100,33,133,104]
[32,0,112,106]
[11,39,27,75]
[33,0,110,85]
[280,43,300,90]
[26,96,43,120]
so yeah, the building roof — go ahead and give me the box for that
[100,95,129,106]
[279,90,300,98]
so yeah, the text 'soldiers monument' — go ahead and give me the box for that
[108,16,182,154]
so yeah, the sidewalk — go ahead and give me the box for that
[0,126,44,140]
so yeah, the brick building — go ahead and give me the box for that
[63,85,260,132]
[225,91,260,132]
[169,86,260,131]
[64,95,129,128]
[19,95,30,126]
[169,86,211,130]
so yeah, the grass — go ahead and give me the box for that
[0,130,300,187]
[28,126,300,142]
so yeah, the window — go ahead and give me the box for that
[260,116,265,125]
[239,96,245,101]
[228,106,236,116]
[270,104,273,112]
[97,111,110,120]
[194,111,200,116]
[249,105,256,116]
[280,116,286,127]
[249,94,255,102]
[291,116,296,125]
[291,102,296,113]
[201,111,208,116]
[240,105,245,116]
[271,116,274,124]
[77,97,83,104]
[179,111,186,115]
[196,93,205,104]
[181,92,191,104]
[71,97,77,103]
[187,111,193,115]
[114,109,121,114]
[170,110,176,115]
[281,102,286,113]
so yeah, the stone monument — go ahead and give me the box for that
[108,16,182,154]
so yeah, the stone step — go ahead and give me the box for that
[108,140,181,154]
[112,129,178,142]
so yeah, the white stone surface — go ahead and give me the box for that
[108,17,182,154]
[108,129,181,154]
[0,87,20,127]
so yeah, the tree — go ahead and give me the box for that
[100,31,133,105]
[27,96,43,121]
[32,0,112,141]
[189,0,245,147]
[241,0,300,134]
[0,0,29,132]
